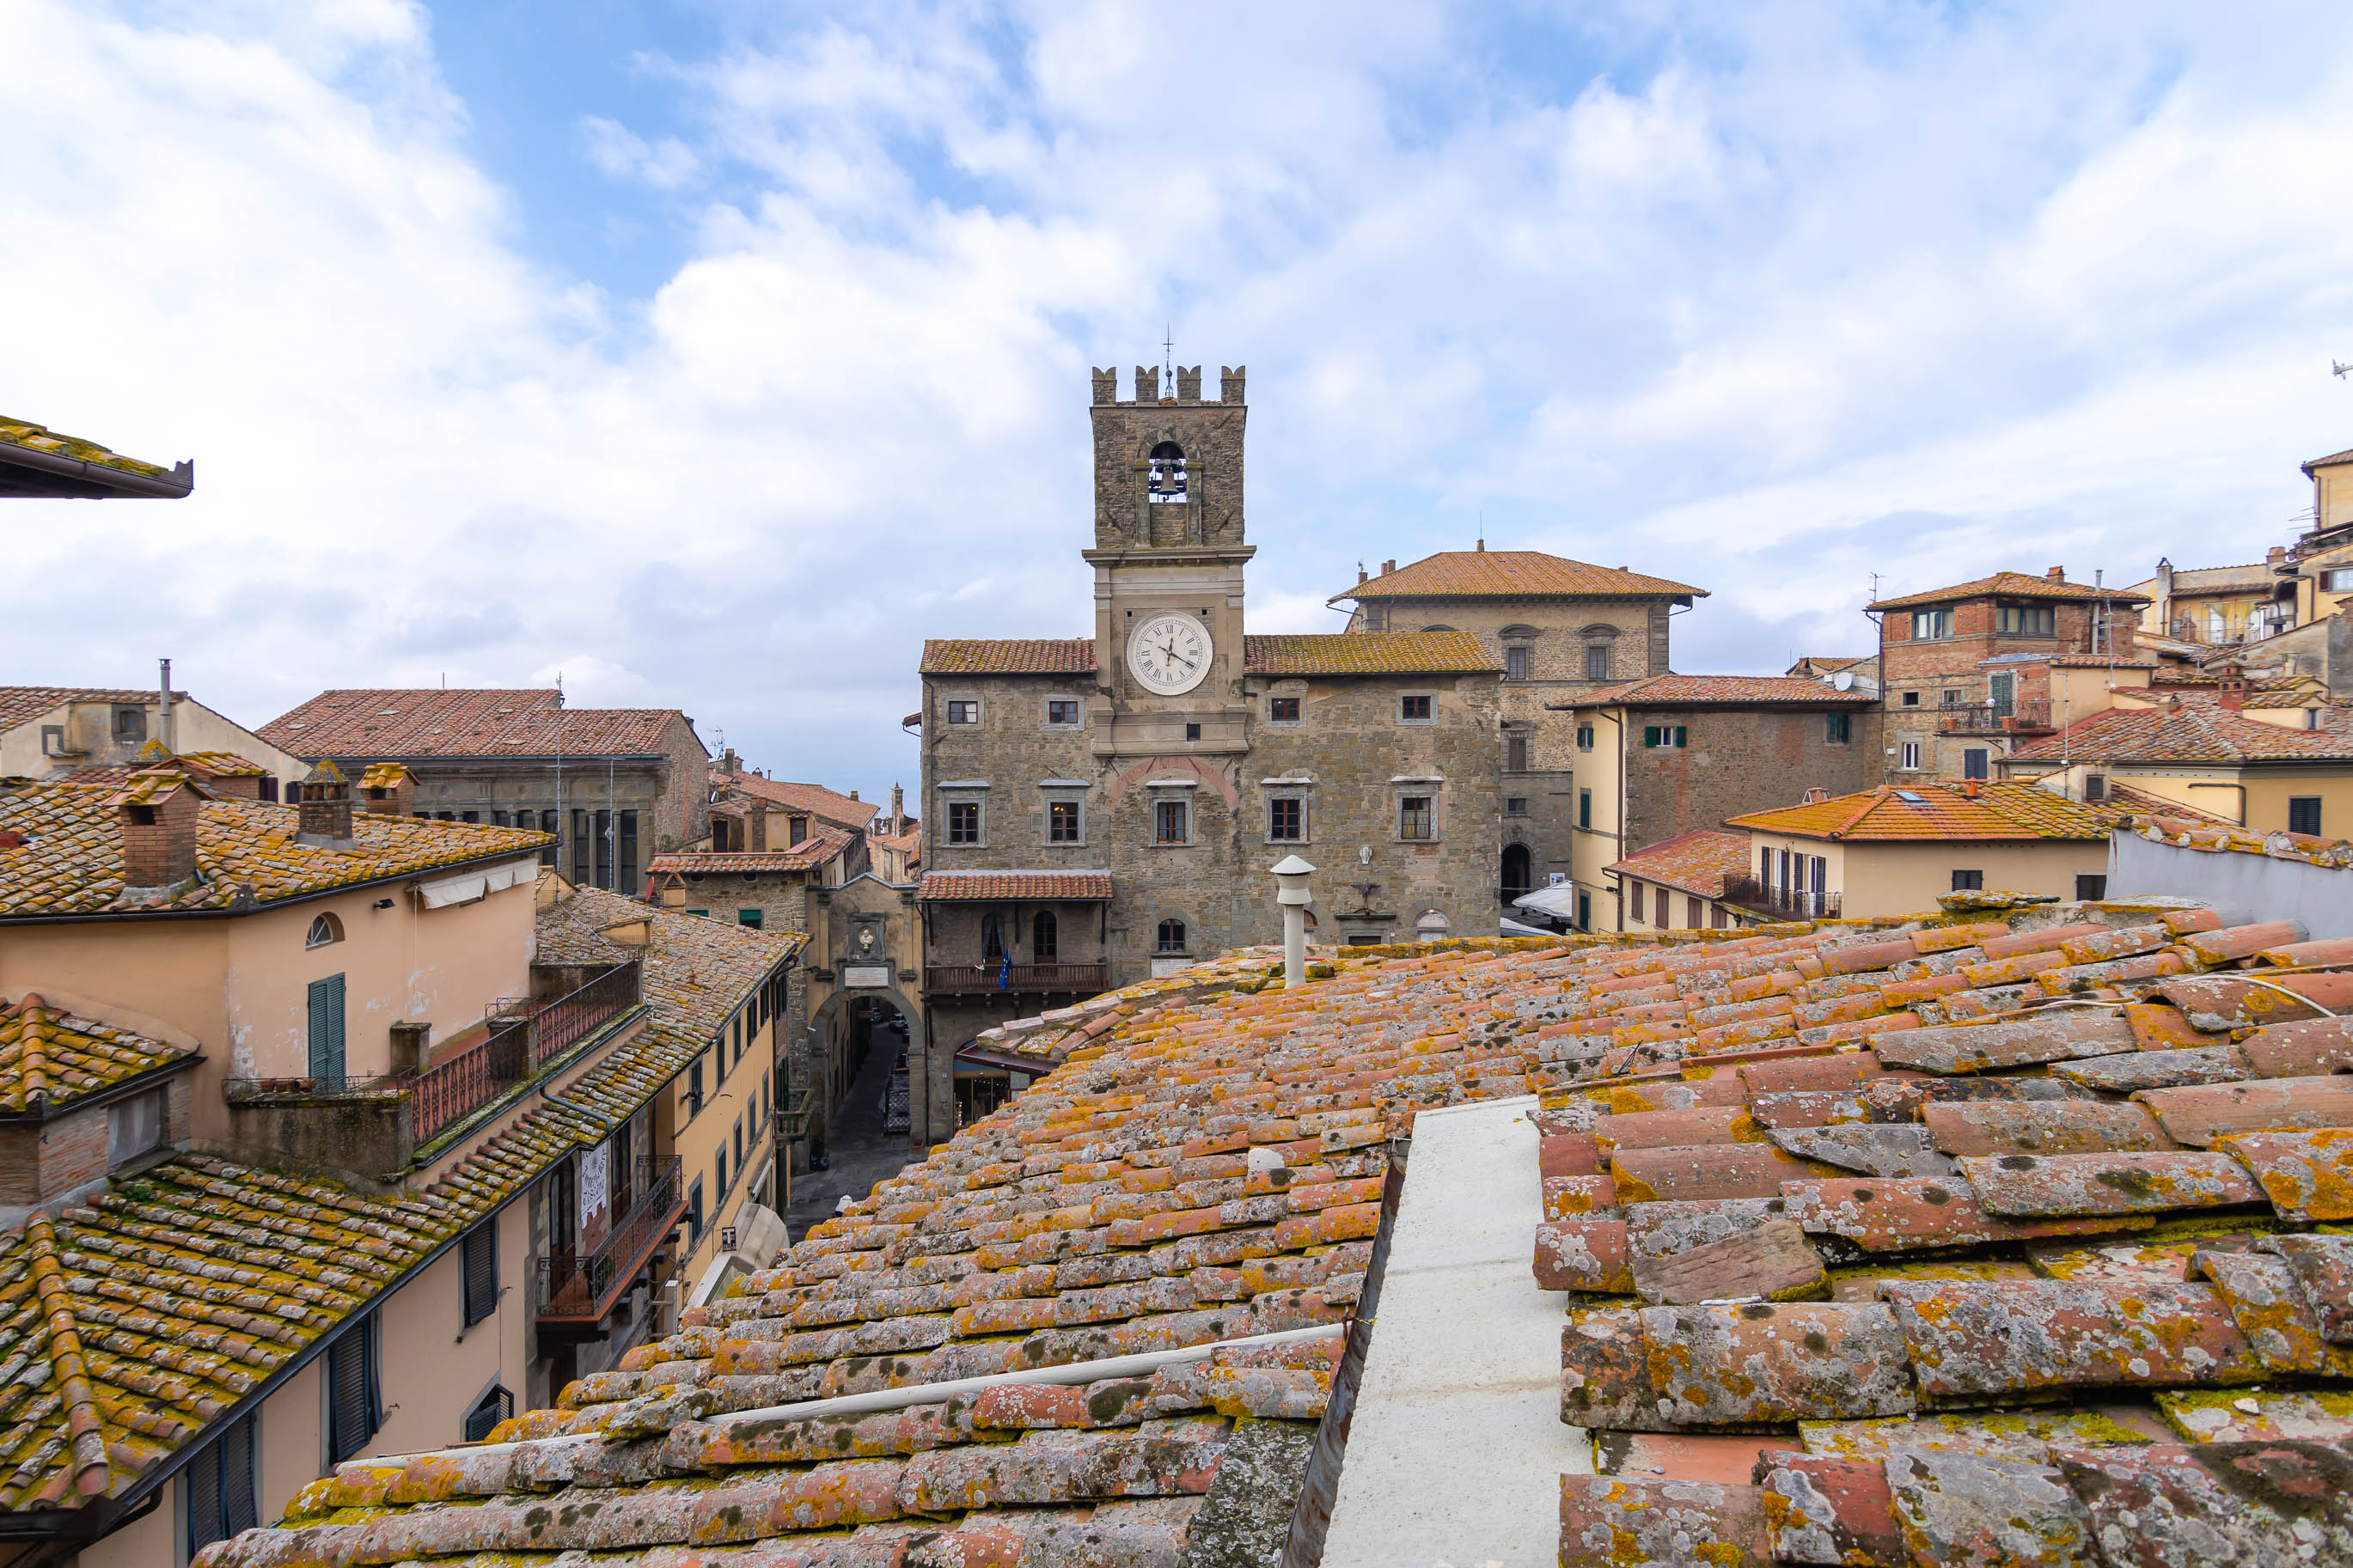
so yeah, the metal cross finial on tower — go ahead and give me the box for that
[1164,325,1175,392]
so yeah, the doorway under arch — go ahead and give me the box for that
[1501,843,1534,905]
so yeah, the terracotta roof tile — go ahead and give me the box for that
[1868,570,2151,610]
[259,690,694,759]
[0,780,549,917]
[0,999,193,1113]
[0,417,180,485]
[1330,549,1705,602]
[714,772,878,829]
[1728,780,2117,841]
[1243,631,1498,675]
[0,687,175,734]
[919,870,1114,900]
[920,639,1097,674]
[1605,829,1764,900]
[2007,693,2353,766]
[1574,674,1881,706]
[650,833,849,876]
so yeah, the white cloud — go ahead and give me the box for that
[7,0,2353,798]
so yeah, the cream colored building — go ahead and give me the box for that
[0,681,307,790]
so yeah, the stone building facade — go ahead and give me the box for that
[1329,549,1704,899]
[260,689,711,893]
[1867,570,2146,782]
[917,364,1504,1125]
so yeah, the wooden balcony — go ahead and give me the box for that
[924,961,1110,998]
[537,1157,684,1339]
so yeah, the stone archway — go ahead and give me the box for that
[802,983,928,1150]
[1502,843,1533,903]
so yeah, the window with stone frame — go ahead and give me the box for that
[1268,696,1301,723]
[1506,733,1529,772]
[1048,799,1083,843]
[1154,798,1189,844]
[947,801,981,844]
[1505,646,1531,680]
[1398,795,1434,841]
[1156,918,1187,954]
[1584,645,1610,680]
[946,699,981,724]
[1268,796,1304,841]
[1399,694,1433,723]
[1046,699,1082,727]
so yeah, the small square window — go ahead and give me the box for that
[1047,699,1080,726]
[1269,696,1301,723]
[2290,796,2323,836]
[1505,796,1528,816]
[1941,689,1965,705]
[1048,800,1083,843]
[948,801,981,845]
[2084,774,2107,802]
[2075,874,2109,900]
[1155,799,1189,844]
[1185,723,1201,741]
[1268,797,1304,840]
[1400,694,1433,722]
[112,705,146,741]
[737,909,762,928]
[1951,869,1983,891]
[1398,796,1433,841]
[1963,748,1989,781]
[1825,713,1851,743]
[946,700,980,725]
[1901,691,1922,707]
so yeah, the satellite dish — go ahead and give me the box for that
[1832,671,1855,691]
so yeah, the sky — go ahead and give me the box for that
[7,1,2353,802]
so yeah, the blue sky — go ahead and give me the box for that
[6,2,2353,801]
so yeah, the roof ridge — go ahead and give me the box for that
[22,1217,109,1499]
[1826,788,1890,839]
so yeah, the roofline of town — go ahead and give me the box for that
[0,847,545,926]
[1324,589,1705,606]
[0,439,193,498]
[291,751,672,765]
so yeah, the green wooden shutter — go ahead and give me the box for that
[308,973,345,1082]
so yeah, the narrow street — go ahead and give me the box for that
[783,1016,919,1243]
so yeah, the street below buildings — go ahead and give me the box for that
[784,1014,917,1243]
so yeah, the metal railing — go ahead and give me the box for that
[537,1157,682,1326]
[1937,699,2052,734]
[412,962,639,1144]
[223,1071,411,1101]
[1720,877,1841,920]
[923,961,1109,996]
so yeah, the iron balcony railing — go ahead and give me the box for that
[223,1071,411,1101]
[411,962,639,1144]
[537,1156,684,1327]
[923,961,1109,997]
[1937,698,2053,734]
[1720,877,1842,920]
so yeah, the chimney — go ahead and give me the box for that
[2269,545,2287,567]
[2046,566,2065,582]
[720,747,739,776]
[358,762,417,817]
[112,770,208,891]
[1357,565,1367,584]
[749,808,768,851]
[2218,680,2246,711]
[294,760,356,847]
[157,658,175,753]
[1382,559,1396,576]
[1960,779,1982,798]
[849,789,859,801]
[891,783,906,836]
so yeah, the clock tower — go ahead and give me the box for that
[1085,362,1253,757]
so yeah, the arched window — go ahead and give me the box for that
[981,912,1004,961]
[306,912,343,949]
[1032,911,1058,960]
[1501,844,1533,898]
[1146,442,1188,504]
[1155,918,1186,954]
[1421,624,1456,632]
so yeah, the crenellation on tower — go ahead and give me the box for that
[1174,365,1201,402]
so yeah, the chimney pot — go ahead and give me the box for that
[2270,545,2287,565]
[295,760,356,846]
[1382,559,1396,576]
[357,762,416,818]
[113,771,205,890]
[2047,566,2065,581]
[1358,566,1367,584]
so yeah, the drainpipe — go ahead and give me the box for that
[157,659,174,753]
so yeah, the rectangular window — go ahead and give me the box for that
[537,809,559,866]
[688,1176,706,1243]
[1578,790,1592,829]
[492,809,510,827]
[40,723,66,757]
[688,1059,705,1114]
[1810,855,1826,893]
[186,1410,258,1558]
[734,1117,744,1170]
[1269,696,1301,723]
[2076,874,2109,900]
[1184,723,1201,741]
[1505,796,1528,816]
[947,699,981,724]
[1155,798,1189,844]
[1506,734,1529,772]
[112,705,146,741]
[2085,774,2107,802]
[1400,694,1433,722]
[2290,796,2324,836]
[738,909,762,928]
[1997,604,2056,636]
[1901,691,1922,707]
[326,1318,382,1463]
[260,775,280,802]
[571,809,591,882]
[1912,609,1953,639]
[1584,646,1610,680]
[1630,882,1646,923]
[1398,796,1433,840]
[107,1088,165,1166]
[1576,723,1595,750]
[716,1148,727,1200]
[1685,896,1702,929]
[1047,699,1080,726]
[461,1221,497,1327]
[1505,646,1530,680]
[2324,568,2353,592]
[1641,726,1688,748]
[1964,748,1989,780]
[1048,800,1083,843]
[1900,741,1922,771]
[1710,904,1727,929]
[948,801,981,844]
[463,1387,512,1443]
[1825,713,1851,743]
[618,809,638,890]
[1951,869,1983,891]
[307,973,345,1082]
[787,815,808,845]
[1268,797,1304,840]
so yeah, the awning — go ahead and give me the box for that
[1511,886,1580,918]
[416,857,535,909]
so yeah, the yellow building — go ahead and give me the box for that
[2125,557,2289,648]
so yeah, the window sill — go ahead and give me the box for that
[1264,837,1310,846]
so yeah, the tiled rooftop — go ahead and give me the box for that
[260,691,693,759]
[535,882,804,1049]
[0,687,175,735]
[186,881,2353,1566]
[0,417,176,480]
[650,832,851,877]
[2125,813,2353,870]
[920,634,1503,677]
[2302,444,2353,473]
[919,870,1115,901]
[920,640,1098,675]
[2006,692,2353,765]
[1869,570,2150,610]
[0,998,193,1113]
[0,779,549,916]
[1728,780,2118,842]
[1605,827,1754,899]
[1576,674,1883,708]
[1330,549,1706,603]
[716,771,879,830]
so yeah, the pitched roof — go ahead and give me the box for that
[2005,694,2353,765]
[0,418,191,498]
[1574,674,1882,707]
[0,687,174,734]
[1868,570,2150,610]
[919,870,1114,900]
[198,891,2353,1568]
[920,640,1097,675]
[2302,445,2353,473]
[2128,562,2277,595]
[0,780,548,918]
[0,1000,193,1113]
[258,691,695,760]
[1330,549,1705,603]
[2123,813,2353,869]
[1605,828,1754,899]
[716,772,878,830]
[1244,631,1498,675]
[650,832,851,876]
[534,882,803,1045]
[1727,780,2118,841]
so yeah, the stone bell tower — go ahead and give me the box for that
[1085,364,1254,756]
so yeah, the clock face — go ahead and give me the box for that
[1128,613,1213,696]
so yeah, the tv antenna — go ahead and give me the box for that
[2335,361,2351,379]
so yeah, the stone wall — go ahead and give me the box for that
[1620,704,1885,857]
[1880,595,2134,779]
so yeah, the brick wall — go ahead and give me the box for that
[1879,593,2133,779]
[1621,705,1884,857]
